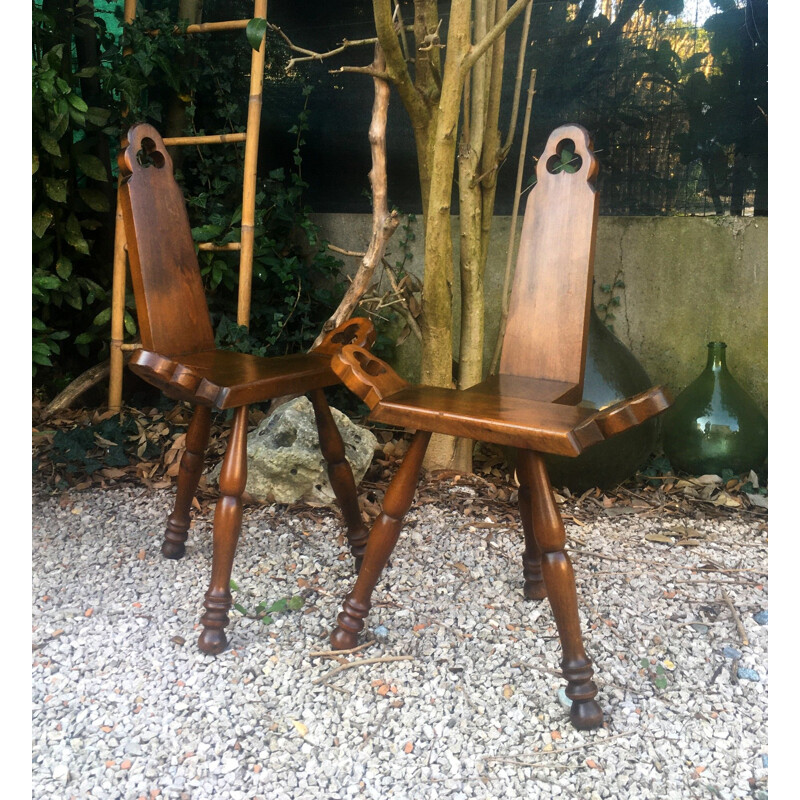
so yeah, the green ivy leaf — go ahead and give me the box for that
[260,615,274,626]
[79,187,110,212]
[33,205,54,238]
[268,597,289,614]
[44,178,68,204]
[93,307,111,327]
[32,351,53,367]
[245,17,268,50]
[85,106,111,127]
[123,311,137,336]
[77,154,109,182]
[55,256,73,280]
[34,273,61,290]
[191,224,225,242]
[65,213,90,254]
[287,596,304,611]
[233,603,249,616]
[67,92,89,112]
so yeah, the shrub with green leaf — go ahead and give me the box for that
[32,1,116,385]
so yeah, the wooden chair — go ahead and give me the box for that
[328,124,672,730]
[118,123,375,655]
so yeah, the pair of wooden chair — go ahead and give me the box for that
[120,123,670,729]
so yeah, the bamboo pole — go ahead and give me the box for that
[108,0,139,412]
[489,69,536,375]
[185,20,249,34]
[146,20,251,37]
[198,242,242,251]
[163,132,247,146]
[237,0,268,328]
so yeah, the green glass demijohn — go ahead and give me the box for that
[662,341,767,476]
[541,302,658,491]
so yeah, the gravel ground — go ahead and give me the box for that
[32,483,768,800]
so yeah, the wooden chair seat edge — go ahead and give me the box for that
[129,348,338,409]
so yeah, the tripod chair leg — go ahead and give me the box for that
[198,405,249,655]
[330,429,432,650]
[518,464,547,600]
[163,405,212,559]
[517,449,604,730]
[309,388,370,569]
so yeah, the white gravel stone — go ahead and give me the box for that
[32,484,768,800]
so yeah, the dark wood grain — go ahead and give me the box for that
[119,123,379,654]
[328,124,673,731]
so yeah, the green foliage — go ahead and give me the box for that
[596,274,626,330]
[639,454,673,486]
[32,2,115,381]
[230,579,305,626]
[640,657,670,691]
[245,17,268,51]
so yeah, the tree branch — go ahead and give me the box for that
[269,23,380,72]
[461,0,532,76]
[311,43,400,348]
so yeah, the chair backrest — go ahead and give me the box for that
[499,124,599,396]
[118,123,215,356]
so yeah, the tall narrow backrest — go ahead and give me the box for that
[118,123,215,356]
[500,124,599,395]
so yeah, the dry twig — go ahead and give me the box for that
[720,589,750,646]
[312,654,415,685]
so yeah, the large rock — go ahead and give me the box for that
[210,397,377,505]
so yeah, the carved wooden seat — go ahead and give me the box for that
[328,125,672,730]
[119,123,375,655]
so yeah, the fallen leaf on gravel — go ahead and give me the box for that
[746,493,768,509]
[645,533,677,544]
[290,719,308,737]
[713,491,741,508]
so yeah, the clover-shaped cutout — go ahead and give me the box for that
[330,323,360,345]
[546,138,582,175]
[136,137,166,169]
[354,349,386,377]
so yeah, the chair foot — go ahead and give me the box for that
[161,535,186,560]
[330,594,369,650]
[570,698,604,730]
[523,578,548,600]
[331,626,359,651]
[198,625,228,655]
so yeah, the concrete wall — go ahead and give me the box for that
[312,214,768,414]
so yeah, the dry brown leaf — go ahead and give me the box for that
[645,533,676,545]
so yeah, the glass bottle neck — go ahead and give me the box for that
[705,342,728,372]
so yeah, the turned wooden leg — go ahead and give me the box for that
[198,405,248,655]
[330,429,432,650]
[517,448,603,730]
[163,405,212,559]
[517,459,547,600]
[308,388,369,569]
